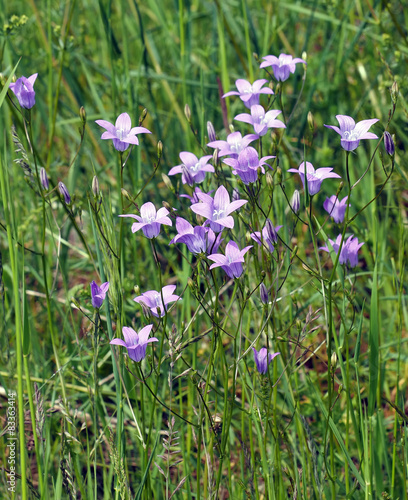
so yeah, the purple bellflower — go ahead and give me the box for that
[110,325,158,362]
[208,240,252,279]
[40,168,49,191]
[250,221,283,253]
[207,131,258,158]
[90,281,110,308]
[384,131,395,156]
[180,187,211,205]
[260,53,306,82]
[223,79,274,109]
[58,182,71,204]
[323,195,349,223]
[320,234,364,268]
[222,147,275,185]
[253,348,280,374]
[9,74,38,109]
[95,112,151,152]
[234,105,286,137]
[324,115,379,151]
[119,202,172,239]
[190,185,247,233]
[134,285,180,318]
[168,152,214,186]
[288,162,341,196]
[169,217,222,255]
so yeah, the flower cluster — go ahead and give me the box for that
[320,234,364,268]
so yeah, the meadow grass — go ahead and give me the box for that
[0,0,407,498]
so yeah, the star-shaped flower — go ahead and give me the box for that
[119,202,172,239]
[250,220,283,253]
[288,162,341,196]
[190,185,247,233]
[235,105,286,137]
[110,325,158,362]
[134,285,180,318]
[323,195,349,223]
[222,147,275,185]
[90,281,110,309]
[223,79,274,109]
[169,217,222,255]
[252,348,280,374]
[324,115,378,151]
[95,112,151,152]
[9,74,38,109]
[260,53,306,82]
[207,131,258,158]
[320,234,364,268]
[207,240,252,279]
[168,152,214,186]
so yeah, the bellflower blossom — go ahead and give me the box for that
[58,182,71,204]
[119,202,172,239]
[252,348,280,374]
[222,147,275,184]
[170,218,222,255]
[134,285,180,318]
[90,281,110,308]
[223,79,274,109]
[323,195,349,223]
[288,162,341,196]
[110,325,158,362]
[320,234,364,268]
[234,105,286,137]
[95,112,151,152]
[9,73,38,109]
[180,187,211,205]
[190,185,247,233]
[207,131,258,158]
[260,53,306,82]
[250,222,283,253]
[324,115,378,151]
[168,152,214,186]
[207,241,252,279]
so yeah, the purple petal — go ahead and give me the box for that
[115,113,132,133]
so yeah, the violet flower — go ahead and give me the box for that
[40,168,49,191]
[323,195,349,223]
[288,162,341,196]
[253,348,280,374]
[169,217,222,255]
[222,147,275,185]
[110,325,158,362]
[223,79,274,109]
[58,182,71,204]
[90,281,110,308]
[168,152,214,186]
[324,115,378,151]
[190,185,247,233]
[260,53,306,82]
[250,221,283,253]
[320,234,364,268]
[208,240,252,279]
[134,285,180,318]
[207,131,258,158]
[95,112,151,152]
[119,202,172,239]
[259,283,269,305]
[9,74,38,109]
[234,105,286,137]
[384,131,395,156]
[180,187,210,205]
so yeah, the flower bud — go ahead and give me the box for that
[384,131,395,156]
[181,165,194,186]
[290,190,300,214]
[187,277,195,291]
[307,111,314,131]
[302,51,307,62]
[58,182,71,204]
[184,104,191,122]
[92,175,99,197]
[259,283,269,305]
[134,285,140,295]
[276,167,282,185]
[79,106,86,123]
[207,121,216,143]
[391,81,399,104]
[121,188,132,201]
[265,172,273,189]
[331,351,337,371]
[265,218,278,244]
[139,108,148,125]
[40,167,49,190]
[161,173,173,192]
[157,140,163,159]
[232,188,240,202]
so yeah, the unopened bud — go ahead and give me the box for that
[291,245,298,260]
[79,106,86,123]
[265,172,273,189]
[232,188,240,202]
[384,131,395,156]
[58,182,71,204]
[302,51,307,62]
[40,167,49,190]
[290,190,300,214]
[253,52,259,62]
[207,121,216,143]
[162,201,172,212]
[187,277,195,291]
[139,108,148,125]
[307,111,314,131]
[331,351,337,370]
[265,218,278,244]
[162,173,173,192]
[181,165,194,186]
[259,283,269,305]
[157,140,163,159]
[391,81,399,104]
[141,302,151,319]
[134,285,140,295]
[276,167,282,184]
[212,148,218,165]
[92,175,99,197]
[184,104,191,122]
[229,123,235,133]
[71,297,81,309]
[121,188,132,201]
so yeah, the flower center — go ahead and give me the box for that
[243,86,253,94]
[191,162,201,172]
[117,128,126,141]
[154,293,162,308]
[343,129,359,141]
[230,140,241,153]
[212,209,225,220]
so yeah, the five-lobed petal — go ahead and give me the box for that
[324,115,378,151]
[96,112,151,152]
[110,325,158,362]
